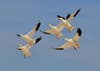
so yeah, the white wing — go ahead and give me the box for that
[58,42,73,49]
[43,29,55,34]
[25,44,32,50]
[27,27,36,37]
[72,33,80,42]
[56,23,65,31]
[28,22,41,37]
[67,9,80,23]
[72,28,82,42]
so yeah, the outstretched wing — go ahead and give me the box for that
[67,9,80,23]
[25,44,32,50]
[54,42,73,50]
[57,15,65,20]
[72,28,82,42]
[35,36,42,44]
[56,23,65,31]
[28,22,41,37]
[41,29,55,35]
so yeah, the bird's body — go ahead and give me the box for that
[41,24,63,39]
[41,9,80,39]
[57,9,80,32]
[17,22,41,45]
[61,20,74,32]
[17,44,32,58]
[54,28,82,50]
[17,34,36,45]
[17,36,42,58]
[48,24,63,38]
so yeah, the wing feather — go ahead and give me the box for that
[57,42,73,49]
[56,23,64,31]
[25,44,32,50]
[28,22,41,37]
[72,28,82,42]
[67,9,80,23]
[43,29,55,34]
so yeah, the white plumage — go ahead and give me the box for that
[17,22,41,45]
[54,28,82,50]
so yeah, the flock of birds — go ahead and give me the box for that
[17,9,82,58]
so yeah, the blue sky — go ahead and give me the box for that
[0,0,100,71]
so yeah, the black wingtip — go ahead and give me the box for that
[35,22,41,31]
[17,34,21,37]
[53,48,64,50]
[57,15,65,19]
[66,14,70,19]
[77,28,82,36]
[35,36,42,44]
[57,15,61,18]
[17,48,21,50]
[40,30,51,35]
[74,8,81,17]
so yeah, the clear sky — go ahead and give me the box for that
[0,0,100,71]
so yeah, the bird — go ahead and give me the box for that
[57,8,81,32]
[40,23,65,39]
[41,9,80,39]
[53,28,82,50]
[17,36,42,58]
[17,22,41,45]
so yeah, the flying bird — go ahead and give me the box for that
[54,28,82,50]
[41,9,80,39]
[57,9,81,32]
[17,22,41,45]
[40,24,64,39]
[17,36,42,58]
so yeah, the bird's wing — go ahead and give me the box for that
[57,15,65,20]
[56,23,65,31]
[42,29,55,35]
[28,22,41,37]
[67,9,80,23]
[72,33,80,42]
[72,28,82,42]
[57,42,73,49]
[25,44,32,50]
[35,36,42,44]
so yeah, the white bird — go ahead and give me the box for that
[40,24,64,39]
[54,28,82,50]
[40,9,80,39]
[17,36,42,58]
[17,22,41,45]
[57,9,80,32]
